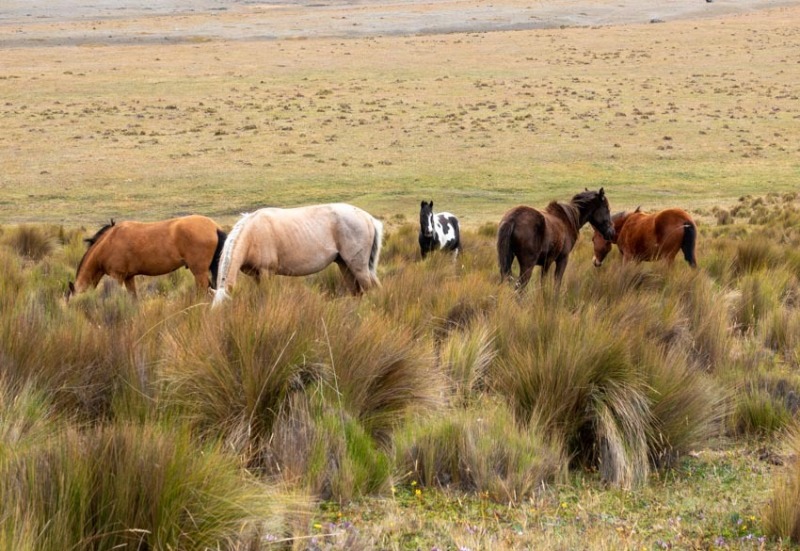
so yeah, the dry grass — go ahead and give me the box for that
[2,7,800,227]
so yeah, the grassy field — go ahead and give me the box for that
[2,6,800,227]
[4,4,800,550]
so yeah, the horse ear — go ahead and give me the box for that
[420,201,426,208]
[430,200,433,209]
[599,187,605,197]
[635,205,642,212]
[110,218,116,226]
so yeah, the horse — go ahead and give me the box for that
[591,207,697,268]
[497,187,614,290]
[67,215,227,299]
[419,200,461,259]
[212,203,383,306]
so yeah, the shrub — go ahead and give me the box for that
[6,225,54,261]
[491,300,652,487]
[764,428,800,543]
[395,399,564,503]
[0,423,280,550]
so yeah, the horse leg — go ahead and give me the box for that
[123,276,137,298]
[517,259,535,290]
[188,264,211,292]
[553,257,569,290]
[335,258,361,295]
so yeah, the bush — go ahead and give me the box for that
[395,399,564,503]
[0,423,280,550]
[6,225,54,261]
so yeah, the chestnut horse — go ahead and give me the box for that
[67,215,227,298]
[212,203,383,306]
[497,188,615,289]
[591,207,697,268]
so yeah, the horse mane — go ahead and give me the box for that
[545,201,580,234]
[76,219,116,275]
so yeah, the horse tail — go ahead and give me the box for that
[212,213,251,307]
[681,221,697,268]
[368,216,384,286]
[497,216,516,282]
[208,228,227,290]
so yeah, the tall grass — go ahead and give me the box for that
[6,194,800,541]
[0,423,282,550]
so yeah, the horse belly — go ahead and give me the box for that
[272,245,339,276]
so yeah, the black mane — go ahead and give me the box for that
[84,219,116,246]
[76,219,116,275]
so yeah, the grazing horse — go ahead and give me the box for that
[67,215,227,298]
[497,188,614,289]
[591,207,697,268]
[419,200,461,259]
[212,203,383,306]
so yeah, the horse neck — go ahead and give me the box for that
[74,241,106,292]
[612,213,631,241]
[549,202,581,237]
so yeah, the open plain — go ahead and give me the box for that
[2,0,800,226]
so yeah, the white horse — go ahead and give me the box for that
[212,203,383,306]
[418,200,461,259]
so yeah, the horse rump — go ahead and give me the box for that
[496,216,516,281]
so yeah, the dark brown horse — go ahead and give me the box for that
[591,207,697,268]
[497,188,614,289]
[67,215,227,298]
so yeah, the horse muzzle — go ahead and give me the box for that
[593,257,603,268]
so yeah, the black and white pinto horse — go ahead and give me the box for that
[419,201,461,259]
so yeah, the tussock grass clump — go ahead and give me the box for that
[491,299,652,487]
[734,236,782,275]
[6,225,54,261]
[729,373,800,437]
[163,282,325,464]
[440,323,495,407]
[320,310,445,447]
[395,399,564,503]
[0,423,280,551]
[0,297,148,422]
[764,428,800,543]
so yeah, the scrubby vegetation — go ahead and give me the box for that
[3,194,800,549]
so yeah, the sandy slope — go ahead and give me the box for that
[3,0,800,47]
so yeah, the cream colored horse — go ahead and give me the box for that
[212,203,383,306]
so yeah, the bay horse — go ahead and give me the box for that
[419,200,461,259]
[591,207,697,268]
[497,188,614,290]
[212,203,383,306]
[67,215,226,299]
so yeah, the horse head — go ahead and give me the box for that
[592,210,632,267]
[419,200,435,238]
[575,187,615,242]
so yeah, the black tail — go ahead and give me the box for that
[497,218,516,281]
[681,222,697,268]
[209,229,228,289]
